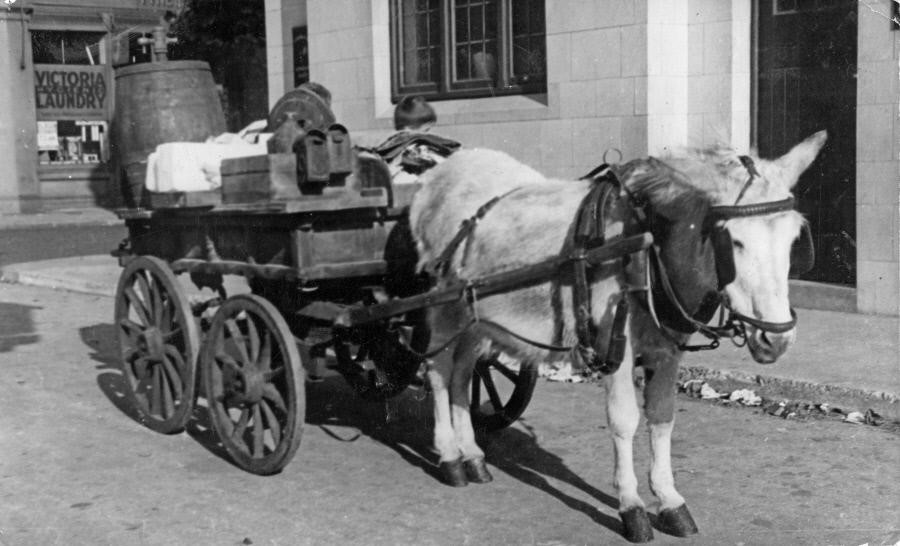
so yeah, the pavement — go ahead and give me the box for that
[1,208,898,418]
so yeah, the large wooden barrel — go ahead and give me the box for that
[113,60,226,206]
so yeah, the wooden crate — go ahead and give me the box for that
[221,153,300,204]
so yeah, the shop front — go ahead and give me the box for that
[0,0,182,212]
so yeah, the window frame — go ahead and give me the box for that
[389,0,546,102]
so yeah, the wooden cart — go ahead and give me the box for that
[113,150,652,475]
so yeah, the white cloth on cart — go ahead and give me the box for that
[145,141,268,192]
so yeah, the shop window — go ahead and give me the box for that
[37,120,107,165]
[33,30,110,166]
[31,30,106,65]
[390,0,546,100]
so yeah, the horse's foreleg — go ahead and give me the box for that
[643,358,699,537]
[427,352,468,487]
[604,341,654,543]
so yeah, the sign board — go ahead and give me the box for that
[34,64,107,119]
[17,0,184,12]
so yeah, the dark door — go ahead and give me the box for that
[755,0,857,284]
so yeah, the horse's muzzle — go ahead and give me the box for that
[746,327,795,364]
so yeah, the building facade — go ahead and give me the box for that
[264,0,898,316]
[0,0,181,212]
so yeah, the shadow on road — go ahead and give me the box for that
[78,323,622,536]
[304,375,624,536]
[480,423,624,532]
[0,301,42,352]
[81,322,146,426]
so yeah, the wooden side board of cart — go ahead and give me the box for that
[112,150,653,475]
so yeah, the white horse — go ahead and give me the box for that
[408,132,826,542]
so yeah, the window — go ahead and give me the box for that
[390,0,546,101]
[31,30,106,65]
[293,26,310,87]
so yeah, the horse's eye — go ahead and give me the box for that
[732,239,745,250]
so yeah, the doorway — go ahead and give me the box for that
[755,0,857,284]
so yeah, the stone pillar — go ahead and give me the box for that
[0,9,40,213]
[646,0,690,155]
[264,0,307,110]
[855,0,899,315]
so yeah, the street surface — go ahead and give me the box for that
[0,282,898,546]
[0,224,125,266]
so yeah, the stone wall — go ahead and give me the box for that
[855,0,899,315]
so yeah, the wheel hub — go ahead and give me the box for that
[137,327,166,361]
[228,364,265,405]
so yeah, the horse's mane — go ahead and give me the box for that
[615,144,752,220]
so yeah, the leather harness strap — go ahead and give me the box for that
[569,172,629,374]
[429,187,519,277]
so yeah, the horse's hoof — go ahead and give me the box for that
[463,458,493,484]
[620,506,654,543]
[657,504,699,537]
[439,459,468,487]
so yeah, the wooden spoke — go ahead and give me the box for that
[224,319,251,366]
[263,366,284,383]
[123,285,151,326]
[151,277,165,325]
[134,272,154,319]
[215,351,242,374]
[246,315,261,365]
[150,365,163,417]
[260,399,281,448]
[160,363,175,418]
[252,404,265,457]
[262,383,287,413]
[232,407,250,442]
[258,331,272,371]
[118,317,144,340]
[479,368,504,412]
[490,360,520,383]
[162,325,183,343]
[160,350,185,400]
[160,295,174,334]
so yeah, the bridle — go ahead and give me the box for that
[644,156,801,351]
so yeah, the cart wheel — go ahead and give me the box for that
[201,294,305,475]
[114,256,200,434]
[471,356,538,431]
[333,308,430,401]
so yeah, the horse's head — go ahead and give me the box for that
[708,131,826,363]
[621,131,826,363]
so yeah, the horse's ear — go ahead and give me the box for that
[774,130,827,187]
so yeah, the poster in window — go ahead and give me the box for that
[37,121,60,150]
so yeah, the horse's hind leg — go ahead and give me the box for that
[427,351,468,487]
[604,341,654,543]
[448,331,492,484]
[643,356,699,537]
